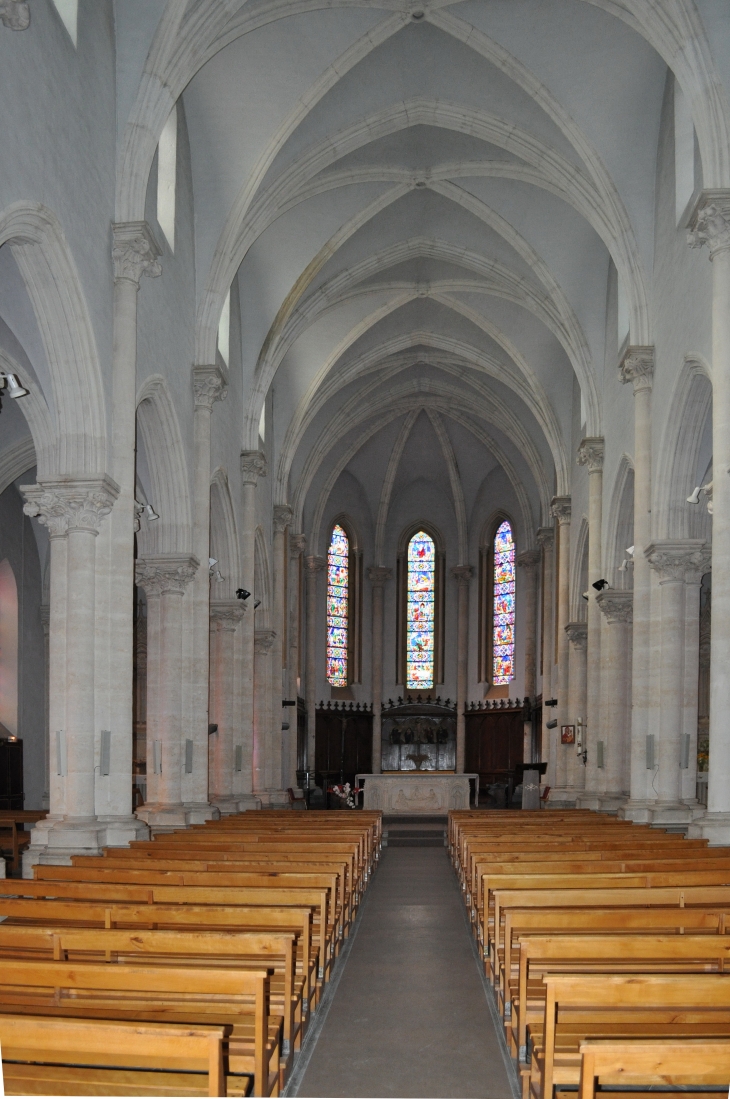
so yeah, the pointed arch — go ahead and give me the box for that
[396,521,444,689]
[478,512,517,686]
[254,525,272,628]
[570,516,590,623]
[136,375,192,555]
[209,468,240,602]
[605,455,635,587]
[654,356,713,541]
[0,348,55,479]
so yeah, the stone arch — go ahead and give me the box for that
[605,455,635,587]
[253,525,272,628]
[654,356,712,541]
[0,348,55,480]
[0,202,106,476]
[0,438,36,497]
[136,375,192,555]
[209,468,240,602]
[570,516,590,622]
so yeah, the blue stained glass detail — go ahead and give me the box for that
[406,531,436,690]
[326,524,349,686]
[493,520,515,684]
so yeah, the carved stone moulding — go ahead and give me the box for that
[367,566,392,586]
[0,0,29,29]
[289,533,306,558]
[550,495,572,525]
[304,555,326,574]
[619,346,654,393]
[210,600,246,631]
[192,365,228,410]
[577,437,605,473]
[22,475,120,538]
[687,190,730,260]
[645,540,711,584]
[536,526,554,548]
[565,621,588,650]
[273,505,293,534]
[135,554,199,596]
[254,628,276,656]
[240,450,267,485]
[596,589,633,625]
[517,549,541,570]
[112,222,162,285]
[451,564,473,585]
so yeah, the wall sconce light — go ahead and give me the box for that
[592,578,610,591]
[0,372,29,399]
[144,503,159,521]
[254,599,261,609]
[236,588,250,600]
[209,558,224,583]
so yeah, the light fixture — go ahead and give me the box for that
[582,591,589,600]
[236,588,250,601]
[144,503,159,521]
[544,698,558,708]
[254,599,261,609]
[546,719,558,729]
[209,558,217,568]
[626,546,634,556]
[0,372,29,399]
[618,559,628,572]
[592,578,610,591]
[687,487,702,504]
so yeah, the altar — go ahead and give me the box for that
[355,772,478,814]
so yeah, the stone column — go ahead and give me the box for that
[536,527,555,768]
[288,534,306,785]
[549,498,571,797]
[253,628,276,799]
[517,549,540,762]
[134,554,198,830]
[40,603,50,810]
[452,566,473,774]
[185,367,227,822]
[368,567,392,774]
[577,438,604,805]
[209,600,245,814]
[687,194,730,840]
[618,347,654,819]
[682,567,706,806]
[239,452,266,810]
[646,541,710,824]
[304,556,326,772]
[269,505,292,803]
[565,622,588,796]
[596,591,633,807]
[21,478,118,866]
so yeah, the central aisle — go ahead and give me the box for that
[295,845,515,1098]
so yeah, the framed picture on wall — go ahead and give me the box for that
[561,725,575,744]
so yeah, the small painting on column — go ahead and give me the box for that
[560,724,575,744]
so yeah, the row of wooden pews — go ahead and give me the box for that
[450,809,730,1099]
[0,810,382,1096]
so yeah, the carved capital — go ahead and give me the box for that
[367,566,393,586]
[22,476,119,538]
[645,540,711,584]
[0,0,29,29]
[289,533,306,558]
[254,628,276,655]
[273,505,293,534]
[536,526,554,549]
[517,549,541,570]
[703,480,714,515]
[192,365,227,410]
[135,554,199,596]
[550,496,571,525]
[210,600,246,631]
[577,436,604,473]
[687,190,730,259]
[304,554,326,575]
[619,346,654,393]
[240,450,267,485]
[112,222,162,284]
[451,565,473,586]
[565,622,588,651]
[596,590,633,624]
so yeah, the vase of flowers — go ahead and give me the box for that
[329,782,358,809]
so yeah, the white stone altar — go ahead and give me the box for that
[355,773,478,814]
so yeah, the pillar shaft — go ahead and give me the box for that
[368,567,392,774]
[578,439,604,798]
[537,527,555,769]
[452,566,472,773]
[596,591,633,803]
[550,498,571,795]
[565,623,588,794]
[270,505,292,800]
[288,535,306,784]
[304,556,325,772]
[209,602,245,812]
[517,550,540,762]
[239,453,266,809]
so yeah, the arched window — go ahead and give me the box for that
[492,520,515,684]
[326,524,350,686]
[406,531,436,690]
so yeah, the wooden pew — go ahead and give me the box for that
[0,1015,228,1097]
[535,972,730,1099]
[576,1038,730,1099]
[0,958,280,1097]
[0,810,46,875]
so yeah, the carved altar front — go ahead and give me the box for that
[356,772,476,814]
[380,696,456,772]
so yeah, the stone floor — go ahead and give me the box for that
[293,845,516,1098]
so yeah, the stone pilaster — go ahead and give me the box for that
[452,565,473,773]
[304,556,326,773]
[269,505,293,801]
[287,533,306,787]
[577,438,604,804]
[549,498,571,798]
[368,566,392,774]
[253,627,276,802]
[238,451,266,810]
[596,590,633,810]
[536,526,555,769]
[209,600,245,814]
[517,549,540,763]
[562,621,587,803]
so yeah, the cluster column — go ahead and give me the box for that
[304,556,326,773]
[687,193,730,841]
[618,346,654,820]
[134,555,198,829]
[517,549,540,762]
[536,527,555,767]
[239,452,266,810]
[452,566,473,773]
[22,479,119,867]
[368,566,392,774]
[564,622,588,794]
[646,541,710,824]
[253,628,276,798]
[269,505,293,803]
[577,437,604,807]
[288,534,306,785]
[209,601,246,814]
[549,497,571,800]
[596,591,633,806]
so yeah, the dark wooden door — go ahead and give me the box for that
[0,739,24,810]
[465,710,523,790]
[315,710,372,788]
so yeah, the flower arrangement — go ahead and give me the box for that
[330,782,358,809]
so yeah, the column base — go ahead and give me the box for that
[135,803,189,831]
[597,794,627,813]
[183,802,221,825]
[547,786,579,808]
[575,793,602,810]
[210,796,241,816]
[97,815,150,847]
[648,802,695,827]
[687,811,730,844]
[257,789,291,809]
[237,795,262,812]
[22,816,106,877]
[617,799,656,823]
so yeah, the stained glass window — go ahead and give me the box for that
[493,520,515,684]
[326,524,349,686]
[406,531,435,690]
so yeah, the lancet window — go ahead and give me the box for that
[326,524,350,686]
[492,520,515,684]
[406,531,436,690]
